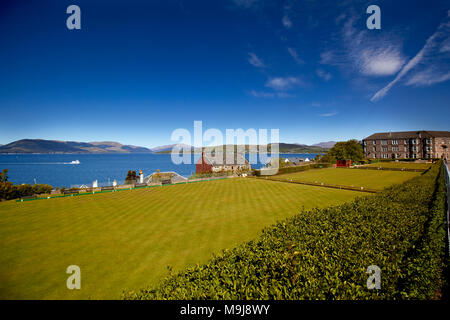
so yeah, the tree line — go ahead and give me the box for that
[0,169,53,201]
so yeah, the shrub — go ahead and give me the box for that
[124,162,448,300]
[276,163,332,175]
[0,182,54,200]
[190,171,234,179]
[31,184,53,195]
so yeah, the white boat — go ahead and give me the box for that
[70,160,80,165]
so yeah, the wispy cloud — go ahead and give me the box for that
[335,13,346,25]
[316,69,332,81]
[318,112,338,117]
[371,12,450,101]
[319,50,337,65]
[248,89,294,98]
[287,47,304,65]
[406,69,450,87]
[248,52,265,68]
[265,77,303,90]
[359,47,405,76]
[232,0,258,8]
[282,15,292,29]
[320,15,406,78]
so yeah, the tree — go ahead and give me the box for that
[320,140,364,163]
[125,170,137,184]
[0,169,8,182]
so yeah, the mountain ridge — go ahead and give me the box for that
[152,142,330,154]
[0,139,334,154]
[0,139,153,154]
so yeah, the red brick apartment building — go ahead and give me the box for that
[362,131,450,160]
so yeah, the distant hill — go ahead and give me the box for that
[311,141,336,149]
[153,143,329,154]
[270,143,329,154]
[150,144,193,153]
[0,139,152,154]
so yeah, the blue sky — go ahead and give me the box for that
[0,0,449,148]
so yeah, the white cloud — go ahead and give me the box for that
[316,69,332,81]
[319,50,342,66]
[248,90,274,98]
[282,15,292,29]
[318,112,338,117]
[320,15,406,78]
[359,47,405,76]
[371,13,450,101]
[248,52,265,68]
[406,69,450,87]
[287,47,304,64]
[265,77,302,90]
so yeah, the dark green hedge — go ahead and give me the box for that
[0,182,53,200]
[124,162,448,300]
[276,163,332,175]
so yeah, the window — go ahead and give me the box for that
[392,146,399,151]
[382,146,388,152]
[392,140,398,145]
[382,154,388,159]
[404,140,407,144]
[373,154,377,158]
[373,140,376,145]
[373,147,376,152]
[381,140,388,145]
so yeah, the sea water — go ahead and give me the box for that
[0,153,319,188]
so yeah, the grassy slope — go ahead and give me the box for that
[277,168,420,190]
[0,178,360,299]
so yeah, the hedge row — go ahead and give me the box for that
[124,162,447,300]
[396,164,448,299]
[0,182,53,201]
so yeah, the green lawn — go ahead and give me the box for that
[363,162,432,170]
[0,178,361,299]
[276,167,420,190]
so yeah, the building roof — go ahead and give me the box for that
[197,152,249,166]
[363,130,450,140]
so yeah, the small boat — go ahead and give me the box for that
[70,160,80,165]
